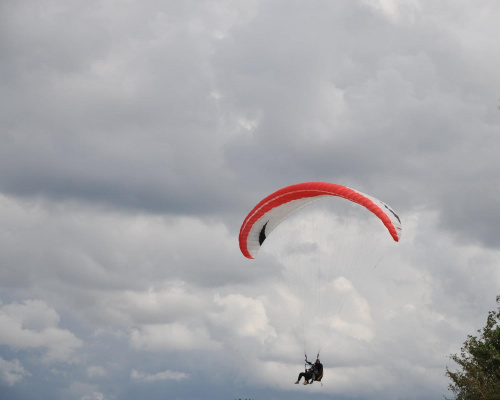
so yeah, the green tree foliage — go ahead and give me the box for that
[446,295,500,399]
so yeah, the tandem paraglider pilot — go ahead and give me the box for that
[295,357,323,385]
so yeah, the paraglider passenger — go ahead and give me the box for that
[295,366,313,385]
[295,357,323,385]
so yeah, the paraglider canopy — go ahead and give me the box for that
[239,182,401,260]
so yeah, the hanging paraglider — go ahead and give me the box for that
[239,182,402,385]
[295,355,323,385]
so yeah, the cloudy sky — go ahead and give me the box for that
[1,0,500,399]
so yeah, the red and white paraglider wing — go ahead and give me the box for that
[239,182,402,259]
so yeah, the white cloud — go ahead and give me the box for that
[81,392,106,400]
[211,293,276,341]
[0,357,30,387]
[130,322,222,352]
[0,300,82,363]
[362,0,421,24]
[86,365,107,378]
[131,368,189,382]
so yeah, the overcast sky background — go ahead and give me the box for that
[1,1,500,399]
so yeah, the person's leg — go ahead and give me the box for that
[295,372,306,384]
